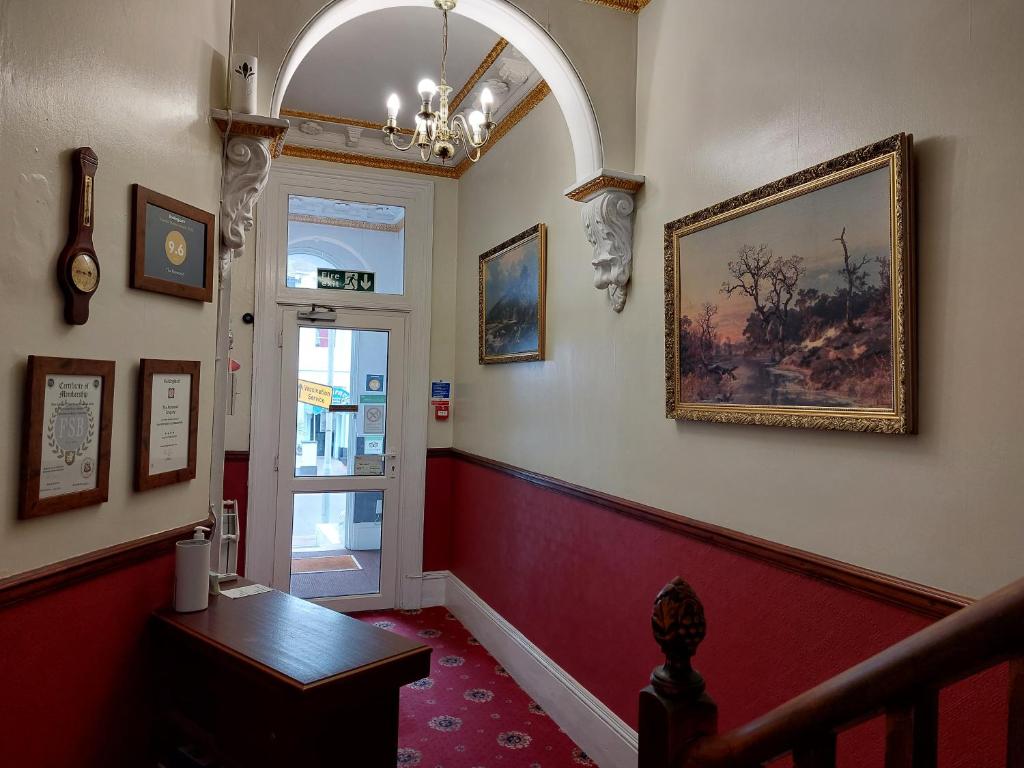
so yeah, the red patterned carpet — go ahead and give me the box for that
[356,606,599,768]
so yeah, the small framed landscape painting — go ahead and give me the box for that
[664,133,915,433]
[479,223,547,364]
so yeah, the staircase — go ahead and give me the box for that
[638,576,1024,767]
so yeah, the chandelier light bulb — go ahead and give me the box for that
[379,2,493,164]
[418,78,438,99]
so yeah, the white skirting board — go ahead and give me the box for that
[420,569,448,608]
[425,570,639,768]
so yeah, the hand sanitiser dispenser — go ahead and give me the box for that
[174,525,211,613]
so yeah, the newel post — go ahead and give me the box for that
[639,578,718,768]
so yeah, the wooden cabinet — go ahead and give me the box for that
[151,586,430,767]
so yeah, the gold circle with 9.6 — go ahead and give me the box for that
[165,230,187,265]
[70,252,99,293]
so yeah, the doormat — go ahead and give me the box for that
[291,554,362,574]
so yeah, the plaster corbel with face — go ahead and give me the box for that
[566,170,644,312]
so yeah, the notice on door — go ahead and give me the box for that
[362,404,385,435]
[297,379,333,409]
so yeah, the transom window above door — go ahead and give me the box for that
[286,195,406,295]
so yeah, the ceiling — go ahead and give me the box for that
[280,6,544,173]
[288,195,405,225]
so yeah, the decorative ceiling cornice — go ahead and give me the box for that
[284,80,552,181]
[287,213,405,232]
[581,0,651,13]
[281,108,414,136]
[282,144,462,179]
[450,38,509,112]
[453,80,551,176]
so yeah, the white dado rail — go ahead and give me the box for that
[209,109,289,575]
[566,170,646,312]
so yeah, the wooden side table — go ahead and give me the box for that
[151,586,430,767]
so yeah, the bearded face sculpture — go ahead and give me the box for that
[220,137,272,274]
[582,190,635,312]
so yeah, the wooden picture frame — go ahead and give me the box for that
[664,133,915,433]
[478,223,547,365]
[19,356,115,519]
[135,359,201,492]
[130,184,215,302]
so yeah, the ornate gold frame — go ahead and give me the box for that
[664,133,915,433]
[479,223,547,365]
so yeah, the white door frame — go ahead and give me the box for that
[276,308,405,611]
[248,159,433,609]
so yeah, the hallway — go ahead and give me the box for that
[357,606,597,768]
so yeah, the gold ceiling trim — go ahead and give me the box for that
[283,81,552,180]
[565,174,645,203]
[281,108,415,137]
[287,213,405,232]
[282,144,462,179]
[450,38,509,112]
[453,80,552,176]
[581,0,651,13]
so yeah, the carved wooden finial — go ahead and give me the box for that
[650,577,707,698]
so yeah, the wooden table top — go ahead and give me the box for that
[153,585,430,692]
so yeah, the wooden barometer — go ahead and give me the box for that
[56,147,100,325]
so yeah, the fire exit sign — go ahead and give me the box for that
[317,268,375,292]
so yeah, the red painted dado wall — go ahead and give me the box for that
[426,452,1007,768]
[0,553,176,767]
[224,451,251,576]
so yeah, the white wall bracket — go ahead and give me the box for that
[566,169,645,312]
[208,109,289,573]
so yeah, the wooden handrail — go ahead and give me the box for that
[639,576,1024,768]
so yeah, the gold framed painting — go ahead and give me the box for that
[478,223,547,364]
[664,133,915,433]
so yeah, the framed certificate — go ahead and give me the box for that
[130,185,215,302]
[19,356,115,519]
[135,359,200,492]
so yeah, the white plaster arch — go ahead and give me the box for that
[271,0,604,186]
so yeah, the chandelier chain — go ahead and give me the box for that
[441,10,448,86]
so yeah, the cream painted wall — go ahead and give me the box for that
[0,0,229,576]
[221,0,639,453]
[453,0,1024,599]
[223,166,458,450]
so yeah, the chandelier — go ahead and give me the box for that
[382,0,495,164]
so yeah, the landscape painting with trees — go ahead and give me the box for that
[664,134,914,433]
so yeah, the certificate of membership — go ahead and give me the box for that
[40,374,102,498]
[149,373,192,474]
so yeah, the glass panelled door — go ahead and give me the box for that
[274,309,405,610]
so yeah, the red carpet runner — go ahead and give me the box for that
[357,606,599,768]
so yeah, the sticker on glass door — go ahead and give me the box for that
[293,326,389,477]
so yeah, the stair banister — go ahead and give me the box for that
[639,575,1024,767]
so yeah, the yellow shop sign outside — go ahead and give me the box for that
[297,379,333,409]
